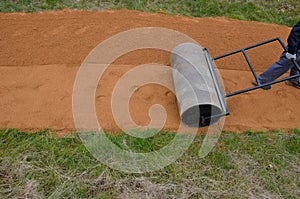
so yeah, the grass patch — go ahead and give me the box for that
[0,0,299,26]
[0,128,299,198]
[107,130,176,153]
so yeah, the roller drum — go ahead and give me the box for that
[170,43,224,127]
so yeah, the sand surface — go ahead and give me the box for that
[0,9,299,135]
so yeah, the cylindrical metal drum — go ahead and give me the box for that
[170,43,224,127]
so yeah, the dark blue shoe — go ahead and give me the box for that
[252,79,271,90]
[285,80,300,89]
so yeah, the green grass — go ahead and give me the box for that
[0,0,299,26]
[0,128,299,198]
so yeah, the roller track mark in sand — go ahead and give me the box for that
[96,95,106,100]
[130,85,140,92]
[32,84,43,90]
[222,76,238,86]
[49,25,66,35]
[276,89,288,98]
[75,26,90,35]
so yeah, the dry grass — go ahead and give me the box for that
[0,129,299,198]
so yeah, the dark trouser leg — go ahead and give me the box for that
[289,51,300,81]
[258,52,293,84]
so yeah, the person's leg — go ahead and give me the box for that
[285,51,300,88]
[258,51,293,84]
[289,50,300,81]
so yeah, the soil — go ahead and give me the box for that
[0,9,299,135]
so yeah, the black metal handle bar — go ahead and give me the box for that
[208,37,300,98]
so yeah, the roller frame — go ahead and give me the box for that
[204,37,300,118]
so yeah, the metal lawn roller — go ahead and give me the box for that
[170,37,300,128]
